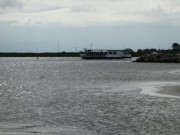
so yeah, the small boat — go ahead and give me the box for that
[80,49,131,59]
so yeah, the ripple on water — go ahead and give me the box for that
[0,122,97,135]
[0,58,180,135]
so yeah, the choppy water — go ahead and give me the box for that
[0,57,180,135]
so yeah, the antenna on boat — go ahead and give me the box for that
[90,43,93,49]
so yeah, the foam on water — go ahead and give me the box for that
[139,82,180,98]
[168,69,180,75]
[98,81,180,98]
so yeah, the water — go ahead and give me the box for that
[0,57,180,135]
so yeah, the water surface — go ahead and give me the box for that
[0,57,180,135]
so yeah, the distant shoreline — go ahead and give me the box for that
[0,51,179,58]
[0,52,80,57]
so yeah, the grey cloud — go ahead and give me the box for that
[0,0,22,9]
[71,6,96,13]
[27,6,64,13]
[151,4,167,15]
[110,0,124,2]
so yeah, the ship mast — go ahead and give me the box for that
[90,43,93,49]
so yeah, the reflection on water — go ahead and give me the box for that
[0,57,180,135]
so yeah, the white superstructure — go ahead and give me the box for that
[80,49,131,59]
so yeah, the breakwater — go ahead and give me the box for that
[136,53,180,63]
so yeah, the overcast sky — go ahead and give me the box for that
[0,0,180,52]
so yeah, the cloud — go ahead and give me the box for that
[0,0,22,9]
[1,0,180,52]
[0,0,180,27]
[71,6,96,13]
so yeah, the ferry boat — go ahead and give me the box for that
[80,49,131,59]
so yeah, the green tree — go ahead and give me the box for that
[172,43,179,50]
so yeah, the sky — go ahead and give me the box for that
[0,0,180,52]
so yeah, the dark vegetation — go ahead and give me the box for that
[0,52,80,57]
[130,49,179,57]
[126,42,180,57]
